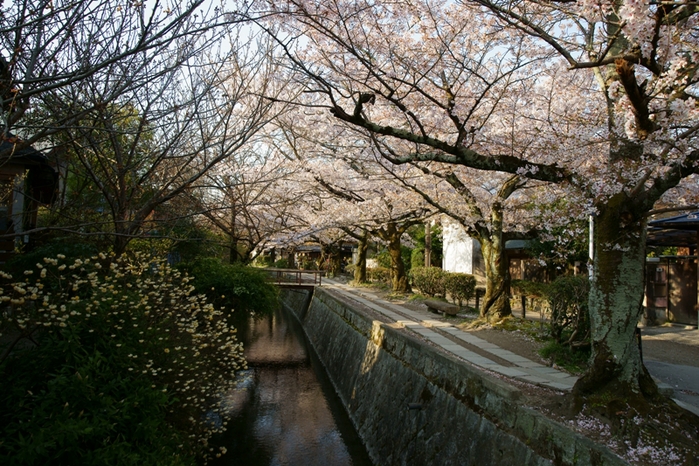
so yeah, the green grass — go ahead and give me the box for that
[538,341,590,374]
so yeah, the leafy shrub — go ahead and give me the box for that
[373,246,412,271]
[510,279,548,298]
[0,253,246,464]
[367,266,391,284]
[6,241,98,278]
[539,341,591,374]
[273,258,290,268]
[409,267,446,297]
[444,272,476,306]
[513,276,590,348]
[253,254,274,267]
[298,258,317,270]
[411,247,425,269]
[178,257,278,314]
[547,275,590,347]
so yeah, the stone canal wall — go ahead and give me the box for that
[280,287,625,466]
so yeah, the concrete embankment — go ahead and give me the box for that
[280,287,626,466]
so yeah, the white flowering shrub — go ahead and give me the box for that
[0,252,246,465]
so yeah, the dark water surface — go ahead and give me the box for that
[208,307,374,466]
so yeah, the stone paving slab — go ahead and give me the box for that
[521,375,552,384]
[323,280,579,391]
[492,367,529,377]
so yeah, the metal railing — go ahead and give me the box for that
[261,268,324,287]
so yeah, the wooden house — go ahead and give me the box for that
[0,136,58,262]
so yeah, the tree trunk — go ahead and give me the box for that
[574,193,657,403]
[354,231,368,283]
[476,199,512,321]
[113,234,129,257]
[112,207,133,257]
[329,250,341,277]
[229,205,241,264]
[479,236,512,321]
[388,235,409,292]
[382,223,410,293]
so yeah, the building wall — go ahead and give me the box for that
[442,220,483,276]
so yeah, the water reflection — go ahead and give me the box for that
[209,307,373,466]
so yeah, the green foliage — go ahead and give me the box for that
[273,258,290,268]
[178,258,278,314]
[444,273,476,306]
[539,341,591,374]
[6,241,99,283]
[411,247,425,269]
[0,253,246,464]
[0,327,189,466]
[373,246,412,271]
[647,246,678,257]
[298,257,318,270]
[409,224,443,266]
[514,276,590,348]
[547,275,590,347]
[373,249,391,268]
[253,254,274,267]
[367,266,391,285]
[511,279,549,298]
[130,222,225,264]
[409,267,446,297]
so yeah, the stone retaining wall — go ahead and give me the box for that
[280,287,626,466]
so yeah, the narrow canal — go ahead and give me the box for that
[209,306,374,466]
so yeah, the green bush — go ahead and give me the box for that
[298,258,317,270]
[547,275,590,347]
[373,246,412,271]
[510,279,548,298]
[0,253,246,464]
[273,258,290,268]
[253,254,274,267]
[178,257,279,314]
[409,267,446,297]
[367,266,391,284]
[6,241,99,278]
[411,247,425,269]
[539,341,591,374]
[513,276,590,348]
[444,272,476,306]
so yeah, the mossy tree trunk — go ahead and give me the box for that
[574,193,657,402]
[437,173,520,321]
[479,230,512,321]
[354,230,369,283]
[375,221,414,293]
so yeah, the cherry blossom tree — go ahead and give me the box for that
[458,0,699,403]
[35,25,291,255]
[272,115,436,291]
[260,0,699,403]
[1,0,247,149]
[194,147,310,264]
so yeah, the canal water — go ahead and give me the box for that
[209,306,374,466]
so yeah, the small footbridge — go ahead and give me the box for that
[261,268,325,289]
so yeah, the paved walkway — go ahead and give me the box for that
[322,279,578,392]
